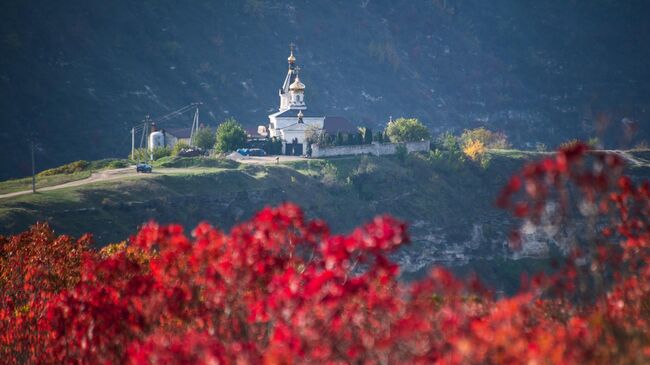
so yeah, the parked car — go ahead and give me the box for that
[136,163,152,173]
[237,148,267,156]
[248,148,267,156]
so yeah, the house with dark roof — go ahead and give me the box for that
[165,128,193,145]
[323,116,358,135]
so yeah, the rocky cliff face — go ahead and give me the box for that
[1,0,649,179]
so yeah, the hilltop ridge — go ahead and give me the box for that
[1,0,649,179]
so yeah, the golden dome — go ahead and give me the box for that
[289,75,305,91]
[287,50,296,63]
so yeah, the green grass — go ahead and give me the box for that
[153,156,238,169]
[0,158,132,195]
[0,171,92,195]
[1,149,649,291]
[487,149,549,159]
[2,149,648,248]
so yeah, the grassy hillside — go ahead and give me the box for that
[0,152,519,241]
[2,150,650,291]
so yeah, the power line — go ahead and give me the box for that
[128,102,202,152]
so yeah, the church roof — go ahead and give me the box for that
[269,108,322,118]
[279,122,312,131]
[323,116,357,135]
[281,68,297,94]
[164,127,192,139]
[289,75,305,91]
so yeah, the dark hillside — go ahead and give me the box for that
[1,0,649,179]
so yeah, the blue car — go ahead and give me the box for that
[237,148,267,156]
[136,163,152,173]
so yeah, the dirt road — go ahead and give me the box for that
[0,168,144,200]
[0,156,307,200]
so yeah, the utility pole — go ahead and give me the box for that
[131,127,135,160]
[31,140,36,193]
[189,105,199,147]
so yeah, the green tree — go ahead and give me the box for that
[305,125,323,146]
[335,132,344,146]
[363,127,373,144]
[356,131,364,145]
[437,132,460,153]
[347,133,356,145]
[215,118,247,153]
[374,131,384,143]
[395,143,408,164]
[193,127,216,150]
[384,118,430,143]
[264,137,283,155]
[151,146,172,160]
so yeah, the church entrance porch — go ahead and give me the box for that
[285,141,303,156]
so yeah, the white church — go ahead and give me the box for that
[265,47,356,155]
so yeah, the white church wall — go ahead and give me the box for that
[311,141,430,158]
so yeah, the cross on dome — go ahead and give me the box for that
[288,43,296,64]
[290,67,305,91]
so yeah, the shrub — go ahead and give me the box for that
[431,132,466,169]
[37,160,89,176]
[0,223,92,363]
[151,146,172,160]
[437,132,460,152]
[587,136,601,149]
[319,162,340,187]
[263,137,283,155]
[395,143,407,163]
[460,127,510,150]
[384,117,430,142]
[130,148,149,162]
[108,160,129,169]
[558,138,580,150]
[130,147,171,161]
[172,141,190,156]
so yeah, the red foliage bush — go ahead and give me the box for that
[1,143,649,364]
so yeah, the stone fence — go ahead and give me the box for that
[311,140,430,158]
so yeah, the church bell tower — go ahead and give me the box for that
[279,44,299,110]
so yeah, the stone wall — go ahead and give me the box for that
[311,141,430,158]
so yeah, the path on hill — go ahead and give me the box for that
[0,156,306,200]
[6,151,643,200]
[0,167,219,200]
[606,150,650,167]
[0,167,141,199]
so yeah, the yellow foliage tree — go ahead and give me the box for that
[463,139,486,161]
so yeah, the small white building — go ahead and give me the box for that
[148,125,192,151]
[267,49,325,155]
